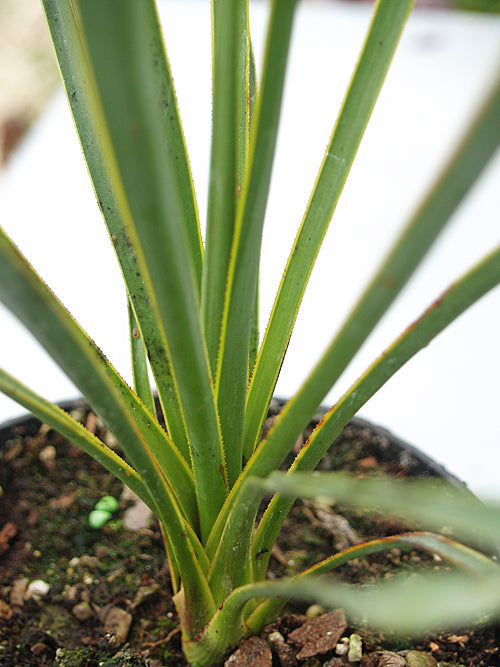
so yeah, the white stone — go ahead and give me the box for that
[25,579,50,600]
[39,445,56,467]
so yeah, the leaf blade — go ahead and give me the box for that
[243,0,416,458]
[0,367,152,509]
[0,227,198,528]
[202,0,250,372]
[247,61,500,482]
[246,530,500,630]
[67,0,228,538]
[216,0,298,485]
[128,298,156,418]
[41,0,193,459]
[263,472,500,553]
[252,245,500,577]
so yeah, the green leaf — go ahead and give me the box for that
[240,569,500,637]
[247,30,260,384]
[216,0,298,486]
[323,570,500,634]
[207,479,265,606]
[246,58,500,487]
[42,0,202,461]
[252,245,500,577]
[202,0,249,373]
[128,298,156,418]
[243,0,416,458]
[262,472,500,553]
[66,0,228,539]
[0,367,152,509]
[0,227,197,529]
[246,531,499,630]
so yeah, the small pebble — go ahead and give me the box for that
[30,642,51,656]
[404,651,438,667]
[95,545,111,559]
[39,445,56,468]
[25,579,50,601]
[62,584,79,602]
[78,555,97,569]
[377,653,406,666]
[123,499,153,530]
[335,637,349,656]
[268,629,297,666]
[10,578,28,607]
[98,603,114,624]
[305,604,325,620]
[348,633,362,662]
[225,636,272,666]
[103,606,133,644]
[72,602,94,621]
[104,431,118,448]
[0,599,13,619]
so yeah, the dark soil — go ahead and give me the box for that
[0,401,498,666]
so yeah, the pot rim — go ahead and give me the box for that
[0,396,471,495]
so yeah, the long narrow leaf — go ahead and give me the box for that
[0,228,197,528]
[248,40,260,381]
[243,0,416,458]
[207,479,265,607]
[262,472,500,552]
[0,368,152,509]
[246,531,499,630]
[252,245,500,577]
[308,571,500,635]
[72,1,228,538]
[240,570,500,638]
[128,298,156,417]
[247,61,500,481]
[216,0,298,486]
[206,61,500,557]
[202,0,249,372]
[41,0,192,460]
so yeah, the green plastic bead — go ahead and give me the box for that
[88,509,113,529]
[94,495,119,513]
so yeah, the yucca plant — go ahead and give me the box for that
[1,1,499,664]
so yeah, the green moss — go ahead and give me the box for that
[97,647,148,666]
[53,646,94,666]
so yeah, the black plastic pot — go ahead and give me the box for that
[270,397,472,493]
